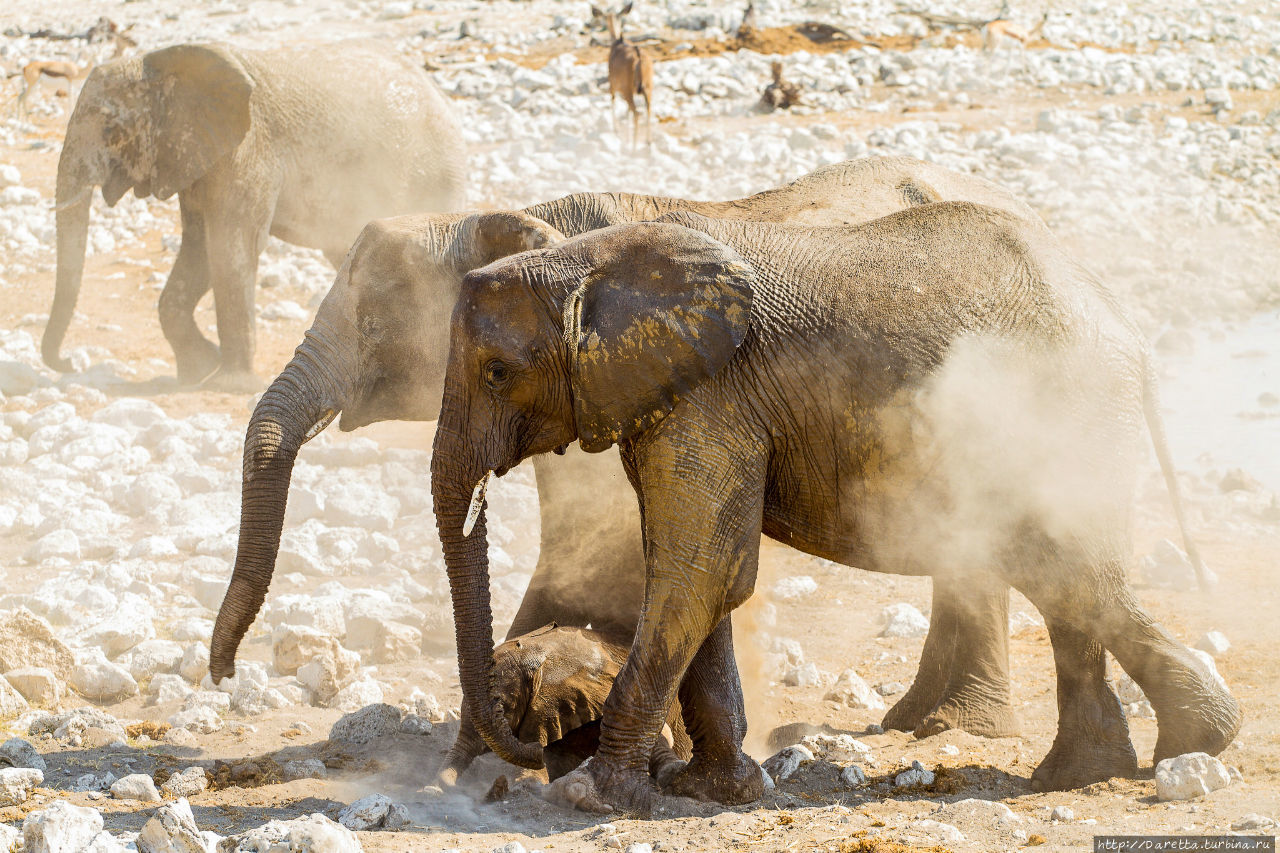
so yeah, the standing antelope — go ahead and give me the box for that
[594,3,653,151]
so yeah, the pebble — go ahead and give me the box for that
[1156,753,1234,802]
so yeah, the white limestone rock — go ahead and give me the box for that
[824,669,887,711]
[70,657,138,702]
[329,704,401,745]
[0,674,30,718]
[137,797,210,853]
[880,603,929,638]
[0,766,43,805]
[217,813,362,853]
[936,798,1022,828]
[24,800,108,853]
[1196,631,1231,657]
[161,766,209,799]
[179,644,210,684]
[336,793,410,831]
[168,705,223,735]
[895,760,936,788]
[129,640,185,681]
[1155,752,1232,801]
[771,575,818,600]
[111,772,162,802]
[6,667,63,706]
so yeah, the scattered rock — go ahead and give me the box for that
[163,727,199,748]
[936,798,1022,828]
[880,603,929,638]
[112,772,162,802]
[1231,814,1277,831]
[0,766,43,805]
[762,744,814,783]
[1050,805,1075,822]
[824,669,886,711]
[781,662,822,688]
[1196,631,1231,656]
[161,766,209,799]
[0,607,71,675]
[0,675,29,718]
[895,760,936,788]
[70,657,139,702]
[23,800,110,853]
[0,737,46,771]
[1155,752,1232,801]
[337,793,410,831]
[217,813,361,853]
[839,765,868,787]
[329,703,401,745]
[1220,468,1262,493]
[771,575,818,600]
[1140,539,1198,590]
[282,758,327,781]
[137,797,209,853]
[168,705,223,735]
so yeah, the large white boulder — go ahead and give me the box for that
[6,667,63,706]
[70,657,139,702]
[1155,752,1233,801]
[0,674,30,718]
[218,813,362,852]
[880,603,929,638]
[111,773,162,802]
[336,793,410,831]
[0,608,75,676]
[328,704,401,745]
[161,767,209,799]
[128,640,184,681]
[23,800,111,853]
[0,737,46,770]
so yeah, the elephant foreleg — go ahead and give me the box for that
[159,197,219,385]
[664,615,763,805]
[911,574,1019,739]
[203,193,272,391]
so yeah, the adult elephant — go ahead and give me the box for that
[429,207,1241,814]
[210,157,1047,788]
[42,40,466,388]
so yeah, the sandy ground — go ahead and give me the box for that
[0,2,1278,852]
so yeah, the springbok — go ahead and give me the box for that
[593,3,653,151]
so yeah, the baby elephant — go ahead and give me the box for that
[439,625,688,786]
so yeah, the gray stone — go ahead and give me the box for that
[839,765,868,787]
[762,744,814,783]
[0,737,46,770]
[337,793,410,831]
[895,760,935,788]
[282,758,327,781]
[328,703,401,745]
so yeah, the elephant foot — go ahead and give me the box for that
[436,766,460,788]
[882,679,945,733]
[545,757,654,816]
[1151,685,1242,765]
[1031,736,1137,792]
[175,341,221,387]
[201,367,265,394]
[913,691,1021,740]
[664,750,764,806]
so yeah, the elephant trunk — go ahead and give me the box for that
[209,323,351,681]
[43,152,95,372]
[432,402,544,769]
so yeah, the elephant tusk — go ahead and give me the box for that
[52,187,92,212]
[462,470,493,537]
[303,409,337,444]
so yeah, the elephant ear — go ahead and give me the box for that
[561,222,754,452]
[519,641,620,746]
[471,211,565,266]
[142,44,254,199]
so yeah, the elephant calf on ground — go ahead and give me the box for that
[441,624,689,786]
[43,40,466,388]
[430,205,1242,814]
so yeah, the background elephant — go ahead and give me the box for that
[210,157,1048,781]
[429,207,1241,814]
[441,624,689,785]
[42,40,466,387]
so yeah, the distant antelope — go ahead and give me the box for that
[11,60,87,117]
[593,3,653,151]
[760,60,801,110]
[982,2,1050,51]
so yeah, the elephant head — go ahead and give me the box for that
[207,211,562,683]
[43,43,255,371]
[431,221,753,767]
[441,624,628,782]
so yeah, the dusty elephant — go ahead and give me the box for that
[42,40,466,388]
[429,206,1241,814]
[211,157,1051,783]
[441,624,689,785]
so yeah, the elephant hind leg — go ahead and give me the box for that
[886,574,1020,740]
[1031,618,1136,792]
[1006,540,1241,776]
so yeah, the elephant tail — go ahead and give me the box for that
[1141,360,1215,590]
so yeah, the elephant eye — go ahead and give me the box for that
[360,316,384,343]
[484,359,511,389]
